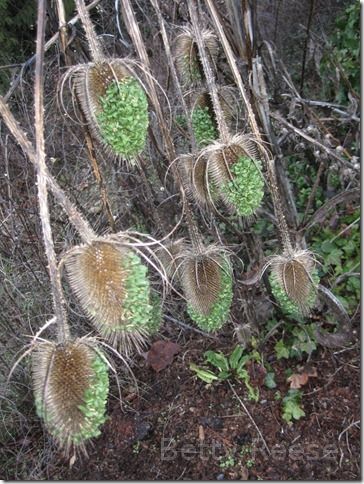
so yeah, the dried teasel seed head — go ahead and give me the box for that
[206,134,264,216]
[32,338,109,454]
[76,60,149,163]
[179,246,233,332]
[175,27,219,87]
[268,250,319,316]
[65,240,155,354]
[178,154,216,208]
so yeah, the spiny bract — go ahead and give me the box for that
[96,77,149,159]
[220,155,264,216]
[269,250,318,315]
[32,339,109,453]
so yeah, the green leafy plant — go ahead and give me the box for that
[190,346,260,402]
[281,389,305,423]
[320,2,360,103]
[311,209,360,313]
[97,77,149,159]
[274,323,317,360]
[219,454,236,470]
[220,156,264,216]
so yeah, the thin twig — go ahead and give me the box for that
[4,0,102,102]
[0,97,95,242]
[270,112,356,169]
[228,380,271,455]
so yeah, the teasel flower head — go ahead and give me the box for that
[177,244,233,332]
[204,133,265,217]
[63,60,149,165]
[174,26,219,87]
[178,153,218,209]
[32,338,109,455]
[264,249,319,316]
[64,238,160,355]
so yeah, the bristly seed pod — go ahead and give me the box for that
[65,239,158,354]
[175,27,219,87]
[76,61,149,163]
[179,246,233,332]
[178,154,217,209]
[206,134,264,216]
[267,249,319,316]
[32,338,109,454]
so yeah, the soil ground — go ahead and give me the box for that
[6,325,358,481]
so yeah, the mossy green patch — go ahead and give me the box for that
[97,77,148,159]
[221,156,264,216]
[191,105,218,147]
[187,261,233,332]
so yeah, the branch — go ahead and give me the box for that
[34,0,68,342]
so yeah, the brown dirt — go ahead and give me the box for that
[22,327,359,481]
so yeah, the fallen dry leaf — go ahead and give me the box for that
[287,373,309,389]
[145,340,181,372]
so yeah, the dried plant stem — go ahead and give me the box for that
[75,0,104,62]
[120,0,203,252]
[151,0,196,151]
[34,0,69,342]
[56,0,116,232]
[188,1,229,142]
[0,97,95,243]
[205,0,293,253]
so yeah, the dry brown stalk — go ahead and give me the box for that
[34,0,69,342]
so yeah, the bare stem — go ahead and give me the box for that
[205,0,293,253]
[120,0,203,252]
[188,1,230,142]
[75,0,104,63]
[34,0,69,342]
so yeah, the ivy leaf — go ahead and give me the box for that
[275,339,290,359]
[264,372,277,389]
